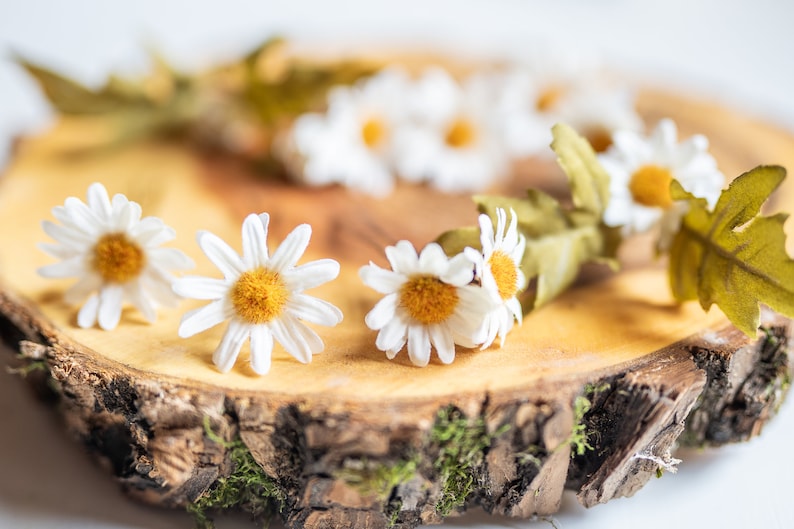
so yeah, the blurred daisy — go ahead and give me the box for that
[494,55,641,156]
[38,182,194,330]
[283,68,409,197]
[598,118,724,247]
[360,241,491,366]
[174,213,342,375]
[393,67,508,192]
[465,208,527,348]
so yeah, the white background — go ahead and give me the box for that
[1,1,793,528]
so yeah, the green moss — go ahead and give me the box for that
[188,416,284,529]
[7,355,48,377]
[430,406,508,516]
[335,456,419,502]
[567,382,610,457]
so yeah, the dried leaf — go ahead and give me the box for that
[669,165,794,335]
[551,122,611,216]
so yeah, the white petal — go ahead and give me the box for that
[242,213,269,269]
[86,183,112,220]
[197,231,246,280]
[140,271,181,307]
[442,252,476,286]
[269,224,311,271]
[41,220,92,248]
[63,197,102,233]
[37,256,86,278]
[148,247,195,271]
[213,320,249,373]
[126,283,157,323]
[271,315,320,364]
[288,294,343,326]
[478,213,495,256]
[359,263,405,294]
[418,243,450,276]
[77,294,100,328]
[64,274,102,304]
[178,299,232,338]
[385,240,419,275]
[249,325,274,375]
[38,241,80,260]
[376,317,407,356]
[97,285,124,330]
[407,324,431,367]
[173,276,229,300]
[284,258,340,291]
[364,293,398,330]
[429,324,456,364]
[130,216,169,245]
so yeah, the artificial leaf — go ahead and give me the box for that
[15,57,149,114]
[550,122,611,217]
[669,165,794,336]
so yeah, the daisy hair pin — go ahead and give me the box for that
[37,118,794,374]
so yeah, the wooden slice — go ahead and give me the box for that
[0,88,792,529]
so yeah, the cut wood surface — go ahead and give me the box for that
[0,89,792,529]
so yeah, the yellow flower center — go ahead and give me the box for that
[629,164,675,209]
[536,86,565,112]
[361,117,386,148]
[92,233,146,283]
[489,250,519,301]
[230,267,289,325]
[399,275,459,325]
[445,118,477,148]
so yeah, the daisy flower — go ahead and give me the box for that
[281,67,410,197]
[173,213,342,375]
[598,118,724,247]
[465,208,527,348]
[38,182,194,330]
[359,241,491,367]
[392,67,509,193]
[493,55,641,156]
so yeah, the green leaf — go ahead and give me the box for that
[15,57,148,114]
[669,165,794,336]
[551,122,611,216]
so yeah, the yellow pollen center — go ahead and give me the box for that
[445,118,476,148]
[536,86,564,112]
[489,251,519,301]
[361,118,386,148]
[230,267,289,325]
[399,275,459,325]
[92,233,145,283]
[629,165,675,209]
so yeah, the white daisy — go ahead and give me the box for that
[493,57,641,156]
[598,118,725,247]
[38,182,194,330]
[173,213,342,375]
[359,241,491,367]
[392,67,508,193]
[282,67,409,197]
[465,208,527,349]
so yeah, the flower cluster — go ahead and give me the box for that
[277,61,641,196]
[360,208,526,366]
[37,115,727,373]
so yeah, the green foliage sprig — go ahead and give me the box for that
[16,38,374,158]
[439,126,794,338]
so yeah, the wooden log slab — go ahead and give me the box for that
[0,88,792,529]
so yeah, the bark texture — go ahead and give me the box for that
[1,289,790,529]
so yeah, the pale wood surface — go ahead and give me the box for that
[0,89,792,529]
[2,90,791,402]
